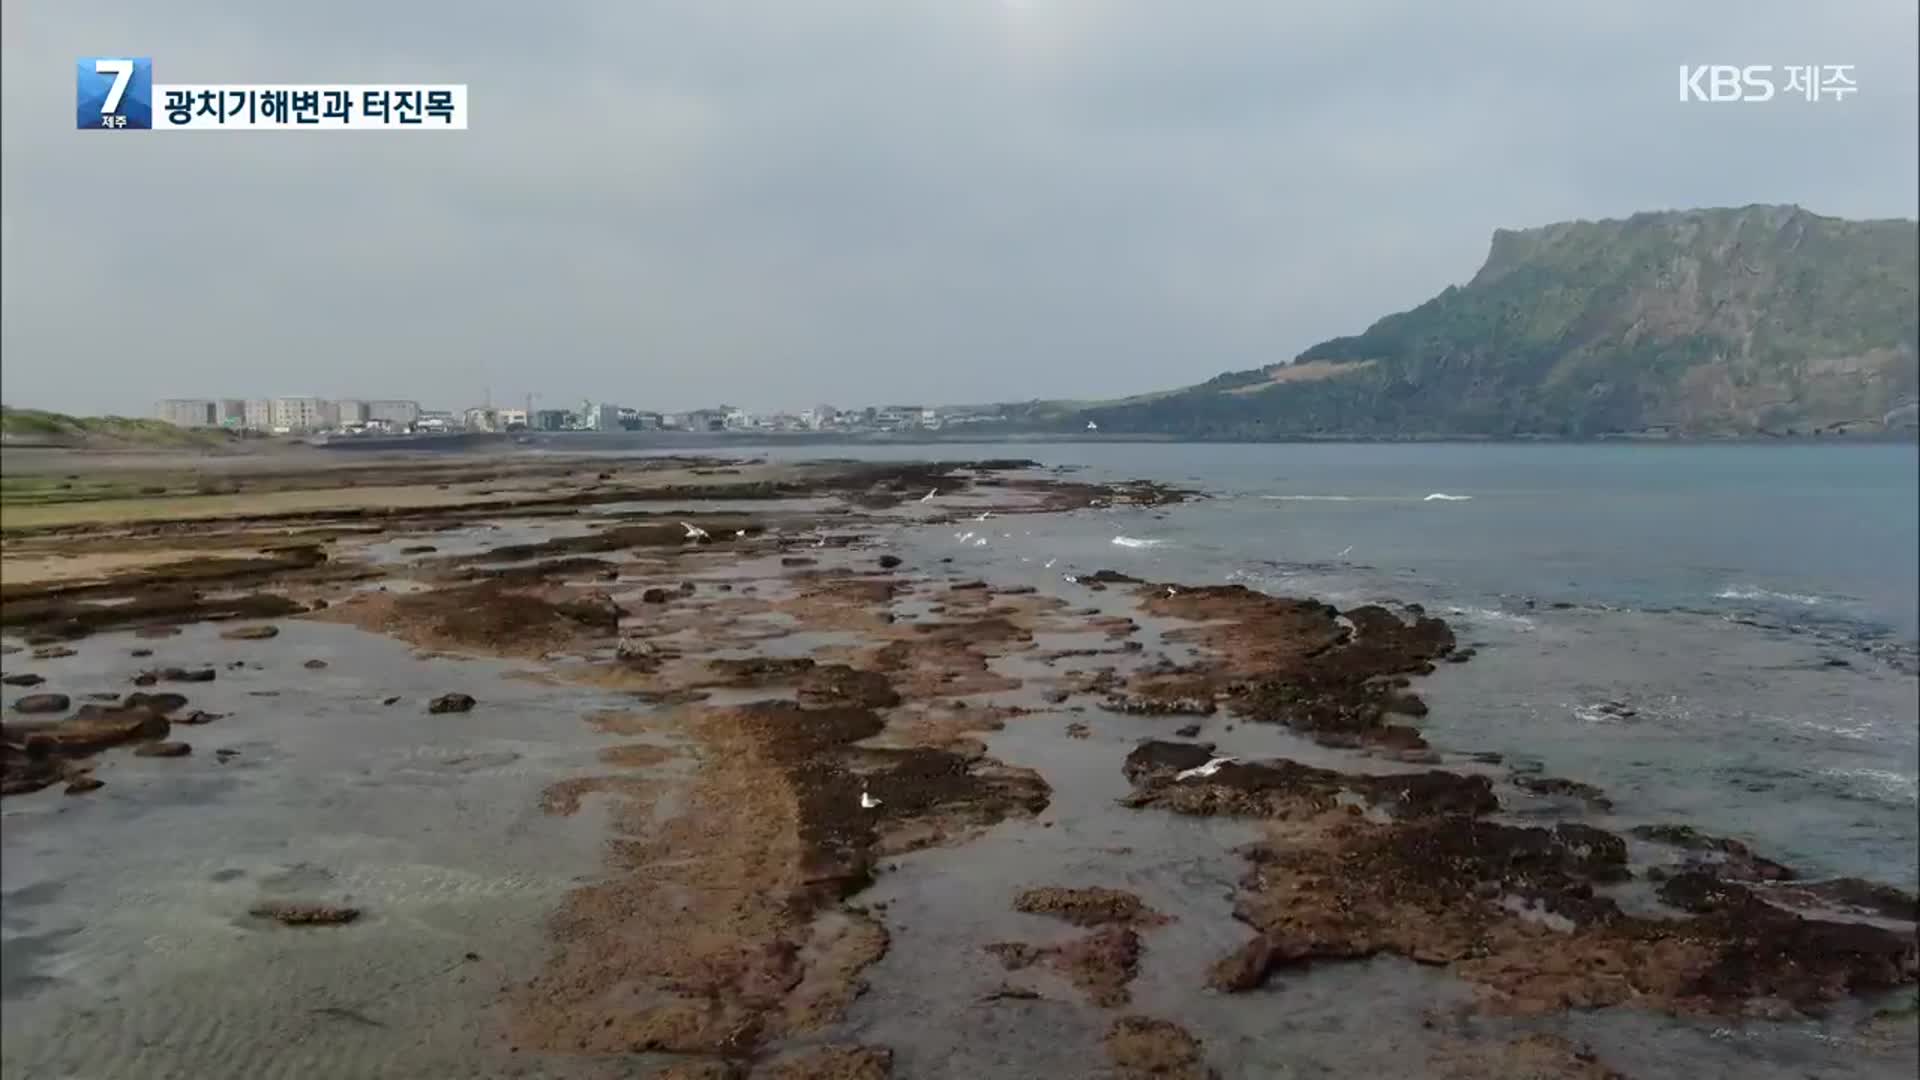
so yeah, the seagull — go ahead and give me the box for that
[1044,558,1057,570]
[920,488,938,503]
[860,789,882,809]
[1165,586,1178,598]
[1336,545,1353,558]
[1175,756,1238,781]
[1063,574,1078,584]
[680,521,709,541]
[973,537,988,547]
[975,511,993,522]
[736,529,749,538]
[957,531,975,543]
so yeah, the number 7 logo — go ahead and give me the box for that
[76,56,152,130]
[96,59,133,113]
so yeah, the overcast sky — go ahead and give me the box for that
[3,2,1916,416]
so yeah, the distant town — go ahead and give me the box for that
[152,396,1028,437]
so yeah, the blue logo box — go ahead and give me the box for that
[76,57,153,129]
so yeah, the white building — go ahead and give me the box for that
[496,408,529,429]
[155,399,218,427]
[581,401,620,431]
[335,399,371,426]
[269,397,334,433]
[366,400,421,427]
[243,400,272,431]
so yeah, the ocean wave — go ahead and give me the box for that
[1444,605,1536,630]
[1715,585,1834,607]
[1111,536,1167,549]
[1820,767,1919,804]
[1422,492,1473,502]
[1784,717,1879,741]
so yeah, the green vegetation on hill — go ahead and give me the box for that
[0,407,237,449]
[1073,205,1919,438]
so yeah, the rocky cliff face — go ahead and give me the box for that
[1080,205,1918,437]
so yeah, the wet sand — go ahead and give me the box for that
[1,451,1913,1078]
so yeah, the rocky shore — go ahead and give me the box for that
[1,452,1913,1078]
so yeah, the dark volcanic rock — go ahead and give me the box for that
[1,673,46,687]
[123,692,188,714]
[798,665,900,710]
[428,693,477,714]
[1105,1015,1215,1080]
[30,646,77,660]
[708,657,816,685]
[1122,741,1498,820]
[1101,694,1216,717]
[640,588,673,604]
[160,667,217,684]
[304,659,329,669]
[1014,886,1169,928]
[64,776,105,795]
[134,741,192,758]
[1173,723,1203,738]
[11,693,70,715]
[1629,824,1796,882]
[1515,774,1615,811]
[878,555,903,570]
[220,625,280,640]
[249,901,361,926]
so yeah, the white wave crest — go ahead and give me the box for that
[1715,585,1830,606]
[1111,536,1166,549]
[1820,767,1919,804]
[1444,605,1535,630]
[1422,493,1473,502]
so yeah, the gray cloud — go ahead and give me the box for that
[3,1,1915,416]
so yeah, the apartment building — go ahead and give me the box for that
[268,397,334,433]
[156,399,219,427]
[366,400,421,427]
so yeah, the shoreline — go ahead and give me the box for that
[1,453,1914,1077]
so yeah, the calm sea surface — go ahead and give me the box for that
[694,440,1920,885]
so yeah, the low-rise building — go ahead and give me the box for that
[532,409,571,431]
[244,399,272,431]
[496,408,529,430]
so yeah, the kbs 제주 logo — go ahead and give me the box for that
[77,57,153,129]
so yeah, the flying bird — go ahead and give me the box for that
[1336,545,1353,558]
[975,511,993,522]
[680,522,709,541]
[1175,756,1238,781]
[860,789,882,810]
[920,488,938,503]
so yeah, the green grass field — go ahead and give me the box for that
[1,406,236,450]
